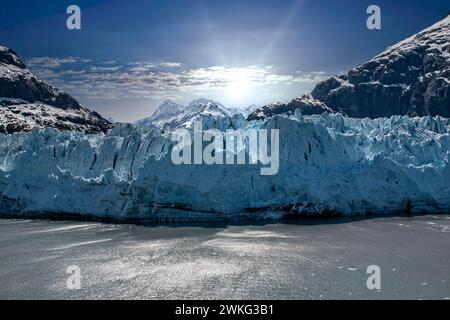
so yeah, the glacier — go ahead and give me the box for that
[0,112,449,222]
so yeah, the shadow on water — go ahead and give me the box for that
[0,209,439,229]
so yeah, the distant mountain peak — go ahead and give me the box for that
[186,98,231,117]
[152,99,183,117]
[135,98,234,129]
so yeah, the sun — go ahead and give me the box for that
[227,76,252,99]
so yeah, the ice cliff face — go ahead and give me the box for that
[0,46,111,134]
[1,113,449,222]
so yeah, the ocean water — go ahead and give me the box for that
[0,215,449,299]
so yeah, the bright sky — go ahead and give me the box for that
[1,0,448,122]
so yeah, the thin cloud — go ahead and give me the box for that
[159,62,182,67]
[89,66,123,72]
[27,57,78,68]
[27,56,329,101]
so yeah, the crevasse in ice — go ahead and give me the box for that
[0,112,449,221]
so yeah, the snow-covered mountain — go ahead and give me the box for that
[0,45,111,134]
[151,99,183,118]
[135,98,233,129]
[135,100,184,127]
[227,104,258,117]
[247,95,333,121]
[182,98,231,121]
[248,14,450,121]
[311,14,450,118]
[1,113,449,222]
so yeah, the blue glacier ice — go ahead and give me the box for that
[0,112,449,222]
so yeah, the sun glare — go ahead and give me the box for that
[226,72,252,99]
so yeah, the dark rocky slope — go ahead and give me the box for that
[248,14,450,121]
[311,14,450,118]
[0,46,111,134]
[247,95,332,121]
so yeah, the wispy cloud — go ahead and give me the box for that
[26,56,328,101]
[27,57,79,68]
[89,66,123,72]
[158,62,182,68]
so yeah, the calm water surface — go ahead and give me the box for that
[1,215,450,299]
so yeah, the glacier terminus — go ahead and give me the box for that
[0,112,449,222]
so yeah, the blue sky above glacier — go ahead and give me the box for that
[1,0,448,122]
